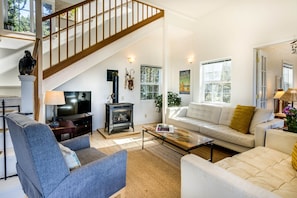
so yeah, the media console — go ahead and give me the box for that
[58,113,92,137]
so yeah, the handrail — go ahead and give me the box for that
[42,0,164,78]
[42,0,93,21]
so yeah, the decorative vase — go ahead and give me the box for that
[288,125,297,133]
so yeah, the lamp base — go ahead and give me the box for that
[49,121,59,128]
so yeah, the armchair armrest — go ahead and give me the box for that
[48,150,127,198]
[265,129,297,155]
[60,135,90,151]
[254,119,284,147]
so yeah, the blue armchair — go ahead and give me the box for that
[5,113,127,198]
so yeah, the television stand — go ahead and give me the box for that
[58,113,92,137]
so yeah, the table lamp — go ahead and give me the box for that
[44,91,65,128]
[280,88,297,107]
[273,89,285,114]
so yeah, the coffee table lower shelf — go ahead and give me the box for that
[142,126,214,162]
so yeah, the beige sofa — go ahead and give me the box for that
[166,102,284,152]
[181,129,297,198]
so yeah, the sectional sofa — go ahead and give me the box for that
[181,129,297,198]
[166,102,284,152]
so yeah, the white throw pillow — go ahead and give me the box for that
[58,143,81,170]
[219,107,235,126]
[249,108,274,134]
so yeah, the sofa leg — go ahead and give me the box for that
[109,187,126,198]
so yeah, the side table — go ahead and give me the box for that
[50,120,76,141]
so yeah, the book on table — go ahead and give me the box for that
[156,124,174,133]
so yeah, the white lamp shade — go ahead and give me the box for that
[44,91,65,105]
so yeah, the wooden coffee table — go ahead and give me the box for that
[142,124,214,162]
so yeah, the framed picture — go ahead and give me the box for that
[179,70,190,94]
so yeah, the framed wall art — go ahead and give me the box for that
[179,70,190,94]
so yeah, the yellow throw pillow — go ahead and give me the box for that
[292,142,297,171]
[229,105,255,134]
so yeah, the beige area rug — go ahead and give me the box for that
[97,128,140,139]
[100,144,180,197]
[98,134,236,198]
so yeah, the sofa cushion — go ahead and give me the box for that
[216,146,297,198]
[219,107,235,126]
[292,142,297,171]
[229,105,255,134]
[167,116,210,132]
[249,108,274,134]
[200,125,255,148]
[186,103,222,124]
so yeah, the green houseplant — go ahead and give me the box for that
[155,91,181,112]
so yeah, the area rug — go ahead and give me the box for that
[126,149,180,198]
[98,139,235,197]
[97,128,140,139]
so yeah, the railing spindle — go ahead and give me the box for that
[58,15,61,63]
[82,5,84,50]
[66,11,69,59]
[74,8,77,54]
[89,2,91,47]
[49,18,52,68]
[96,0,98,43]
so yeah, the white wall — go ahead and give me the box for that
[56,29,163,130]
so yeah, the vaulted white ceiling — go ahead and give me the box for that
[141,0,234,20]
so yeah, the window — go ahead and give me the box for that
[3,0,53,33]
[140,65,161,100]
[283,62,293,91]
[200,59,231,104]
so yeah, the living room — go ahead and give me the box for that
[1,0,297,197]
[1,0,297,130]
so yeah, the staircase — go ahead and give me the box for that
[42,0,164,79]
[0,0,164,120]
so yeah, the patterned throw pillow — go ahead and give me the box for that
[229,105,255,134]
[58,143,81,170]
[292,142,297,171]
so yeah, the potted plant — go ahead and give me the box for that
[155,91,181,112]
[283,106,297,133]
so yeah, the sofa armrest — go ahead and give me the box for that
[60,135,90,151]
[49,150,127,198]
[254,119,284,147]
[181,154,280,198]
[166,106,188,121]
[265,129,297,155]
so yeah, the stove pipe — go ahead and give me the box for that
[112,73,119,103]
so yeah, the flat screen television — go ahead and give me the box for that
[57,91,91,117]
